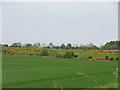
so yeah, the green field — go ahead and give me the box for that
[2,55,118,88]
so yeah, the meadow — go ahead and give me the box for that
[2,54,118,88]
[2,47,119,60]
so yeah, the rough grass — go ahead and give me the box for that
[95,83,118,88]
[78,52,118,58]
[2,55,118,88]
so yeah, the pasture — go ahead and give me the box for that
[2,55,118,88]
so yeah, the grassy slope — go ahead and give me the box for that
[78,52,118,58]
[2,55,118,88]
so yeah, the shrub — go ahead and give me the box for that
[40,48,49,56]
[51,50,58,57]
[63,51,75,58]
[63,51,71,58]
[88,56,92,59]
[115,57,119,61]
[105,56,109,60]
[71,51,75,57]
[2,49,7,53]
[110,57,114,61]
[74,54,78,58]
[36,53,40,56]
[29,54,35,56]
[7,51,10,53]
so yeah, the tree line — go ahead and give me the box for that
[1,40,120,50]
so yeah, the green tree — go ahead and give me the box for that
[101,41,120,50]
[33,43,41,48]
[24,43,32,47]
[66,43,72,49]
[60,44,66,49]
[2,44,8,47]
[11,42,22,47]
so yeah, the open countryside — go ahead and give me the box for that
[1,2,118,88]
[1,41,119,88]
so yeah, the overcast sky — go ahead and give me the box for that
[2,2,118,46]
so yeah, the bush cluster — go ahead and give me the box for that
[88,55,119,61]
[39,48,49,56]
[105,56,119,61]
[63,51,78,58]
[38,49,78,58]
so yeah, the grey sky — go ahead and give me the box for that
[2,2,118,46]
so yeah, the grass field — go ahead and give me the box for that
[2,55,118,88]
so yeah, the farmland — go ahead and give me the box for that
[1,45,119,88]
[2,53,118,88]
[1,2,119,88]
